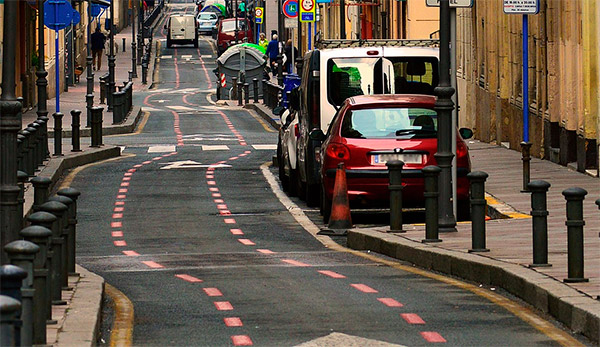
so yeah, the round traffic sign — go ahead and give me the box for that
[255,7,262,17]
[282,0,298,18]
[301,0,314,12]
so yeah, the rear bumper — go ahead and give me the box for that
[324,167,470,179]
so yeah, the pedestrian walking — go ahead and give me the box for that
[258,33,268,51]
[91,26,107,71]
[266,34,280,77]
[284,39,298,73]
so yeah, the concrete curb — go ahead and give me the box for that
[244,103,280,130]
[347,229,600,343]
[55,265,105,346]
[48,106,143,138]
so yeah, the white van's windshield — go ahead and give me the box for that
[327,56,439,107]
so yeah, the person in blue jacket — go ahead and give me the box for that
[266,34,280,77]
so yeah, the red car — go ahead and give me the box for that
[314,94,473,222]
[216,18,253,55]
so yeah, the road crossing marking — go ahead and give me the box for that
[167,105,195,111]
[122,250,139,257]
[202,145,230,150]
[142,107,161,112]
[251,144,277,150]
[256,249,275,254]
[148,145,176,153]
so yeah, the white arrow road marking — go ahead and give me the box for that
[148,145,176,153]
[160,161,232,170]
[252,144,277,150]
[202,145,230,151]
[142,107,162,112]
[295,333,405,347]
[181,55,193,59]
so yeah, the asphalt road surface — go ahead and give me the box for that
[70,3,585,346]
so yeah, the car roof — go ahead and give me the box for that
[347,94,436,107]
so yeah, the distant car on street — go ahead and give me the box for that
[196,12,219,34]
[313,94,473,222]
[165,14,198,48]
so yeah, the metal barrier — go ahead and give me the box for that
[99,73,109,104]
[264,81,284,109]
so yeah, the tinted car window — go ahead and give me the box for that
[341,107,438,139]
[221,20,246,32]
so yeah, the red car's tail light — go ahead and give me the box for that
[456,140,468,159]
[326,143,350,161]
[294,123,299,137]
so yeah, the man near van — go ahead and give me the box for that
[91,26,107,71]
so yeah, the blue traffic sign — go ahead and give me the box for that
[44,0,74,30]
[72,9,81,25]
[282,0,298,18]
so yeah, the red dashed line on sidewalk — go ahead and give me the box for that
[282,259,312,267]
[401,313,426,324]
[238,239,256,246]
[114,240,127,247]
[350,284,378,293]
[420,332,446,343]
[214,301,234,311]
[203,288,224,296]
[127,168,137,172]
[142,160,152,164]
[231,335,253,346]
[142,261,164,269]
[256,249,275,254]
[224,317,243,327]
[175,274,203,283]
[377,298,404,307]
[318,270,346,279]
[122,250,139,256]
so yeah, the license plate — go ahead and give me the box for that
[372,153,422,165]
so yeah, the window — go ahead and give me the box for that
[341,107,438,139]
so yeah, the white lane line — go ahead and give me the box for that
[202,145,230,151]
[167,106,195,111]
[181,55,193,59]
[142,107,162,112]
[252,144,277,150]
[161,55,173,59]
[148,145,177,153]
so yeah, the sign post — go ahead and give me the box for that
[255,7,263,43]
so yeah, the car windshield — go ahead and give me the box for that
[327,57,439,107]
[221,20,246,32]
[340,107,438,139]
[198,13,216,20]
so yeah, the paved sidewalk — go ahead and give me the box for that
[247,101,600,343]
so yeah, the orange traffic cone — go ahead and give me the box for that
[320,163,352,235]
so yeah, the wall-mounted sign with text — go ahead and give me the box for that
[503,0,539,14]
[425,0,473,8]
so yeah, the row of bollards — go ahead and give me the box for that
[113,81,134,124]
[16,100,50,176]
[1,180,81,346]
[387,167,594,284]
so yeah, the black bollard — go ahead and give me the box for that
[122,37,126,52]
[17,171,28,229]
[244,83,250,105]
[5,240,39,347]
[30,121,43,168]
[57,188,81,275]
[90,106,104,147]
[17,134,25,173]
[141,62,148,84]
[52,112,64,156]
[562,187,589,283]
[422,165,442,243]
[71,109,82,152]
[0,295,21,347]
[20,130,32,175]
[113,91,124,124]
[520,142,532,192]
[27,212,57,324]
[237,81,243,106]
[262,79,268,103]
[20,225,52,344]
[528,180,552,267]
[39,201,69,305]
[387,160,405,233]
[253,78,259,103]
[86,93,94,127]
[31,176,52,212]
[0,265,26,346]
[48,195,74,290]
[26,126,39,174]
[232,77,238,100]
[467,171,490,252]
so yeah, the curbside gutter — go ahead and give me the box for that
[347,229,600,343]
[244,103,280,130]
[55,265,105,346]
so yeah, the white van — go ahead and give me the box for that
[292,39,440,205]
[165,14,198,48]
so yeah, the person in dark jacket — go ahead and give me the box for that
[91,26,107,70]
[266,34,280,76]
[284,39,298,73]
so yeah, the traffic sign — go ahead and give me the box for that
[255,6,264,24]
[425,0,473,8]
[44,0,74,30]
[299,0,315,22]
[282,0,298,18]
[503,0,539,14]
[72,9,81,25]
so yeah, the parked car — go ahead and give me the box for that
[165,14,198,48]
[216,18,253,56]
[277,88,302,195]
[312,94,473,222]
[292,39,440,206]
[196,12,219,34]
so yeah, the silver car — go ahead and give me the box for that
[196,12,219,34]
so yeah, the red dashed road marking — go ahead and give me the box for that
[377,298,404,307]
[217,204,228,209]
[120,182,130,187]
[115,201,125,206]
[256,249,275,254]
[231,335,253,346]
[282,259,311,267]
[112,213,123,219]
[224,317,243,327]
[117,194,126,199]
[209,187,219,192]
[123,250,139,256]
[212,193,222,197]
[111,222,122,228]
[114,240,127,247]
[203,288,223,296]
[112,231,124,237]
[230,229,244,235]
[318,270,346,279]
[114,207,124,212]
[118,188,127,193]
[420,332,446,343]
[128,168,137,172]
[175,274,203,283]
[238,239,255,245]
[401,313,426,324]
[207,181,216,185]
[350,284,378,293]
[214,301,234,310]
[224,218,236,224]
[142,261,164,269]
[214,199,224,203]
[122,177,131,181]
[219,210,232,216]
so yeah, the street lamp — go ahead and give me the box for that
[86,0,95,127]
[36,0,50,158]
[108,0,116,111]
[132,0,138,78]
[434,0,457,232]
[0,0,23,263]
